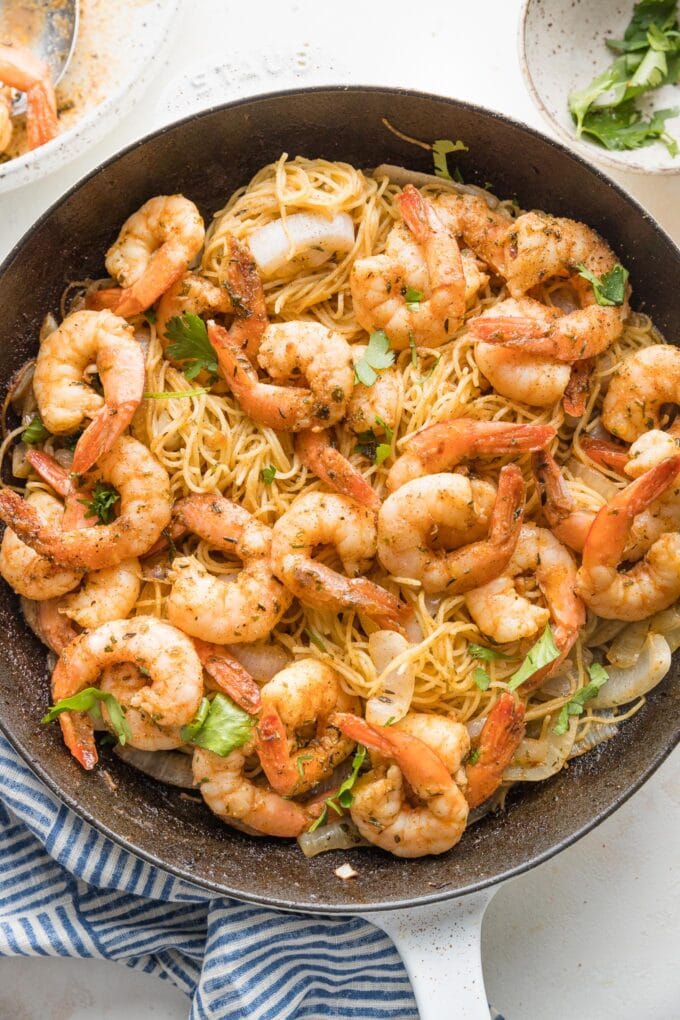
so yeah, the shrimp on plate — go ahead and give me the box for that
[601,345,680,443]
[0,43,58,150]
[99,663,184,751]
[88,195,205,318]
[350,185,468,349]
[377,464,526,594]
[256,659,359,796]
[32,310,145,475]
[270,491,410,631]
[465,524,585,690]
[165,494,292,644]
[345,350,401,437]
[0,490,82,600]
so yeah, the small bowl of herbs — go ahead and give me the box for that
[519,0,680,173]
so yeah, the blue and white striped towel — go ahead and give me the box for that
[0,731,420,1018]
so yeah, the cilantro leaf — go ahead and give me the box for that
[21,415,50,445]
[260,465,277,484]
[354,428,391,465]
[309,745,367,831]
[404,285,423,311]
[180,693,254,756]
[354,330,395,387]
[42,687,131,746]
[432,139,469,181]
[165,314,219,380]
[553,662,609,735]
[469,642,514,662]
[374,416,394,444]
[569,62,630,135]
[579,102,679,156]
[79,481,119,525]
[507,624,560,691]
[575,263,629,306]
[472,666,491,691]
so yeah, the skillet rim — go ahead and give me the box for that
[0,83,678,914]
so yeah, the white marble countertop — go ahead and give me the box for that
[0,1,678,1017]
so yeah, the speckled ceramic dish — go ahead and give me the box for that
[0,0,180,193]
[519,0,680,174]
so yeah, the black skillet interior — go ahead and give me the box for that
[0,87,678,913]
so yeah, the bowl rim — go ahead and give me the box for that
[517,0,680,176]
[1,83,679,914]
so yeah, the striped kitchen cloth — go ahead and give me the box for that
[0,731,420,1019]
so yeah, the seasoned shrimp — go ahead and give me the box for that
[345,350,400,436]
[89,195,205,318]
[465,694,526,809]
[210,319,355,431]
[0,435,171,570]
[377,464,526,594]
[165,494,292,644]
[193,745,316,838]
[296,429,381,510]
[333,712,469,858]
[601,345,680,442]
[532,449,599,553]
[472,298,571,407]
[0,490,82,600]
[0,43,58,150]
[32,310,145,475]
[58,559,141,630]
[156,271,234,348]
[466,525,585,688]
[271,491,410,630]
[51,616,203,769]
[214,234,269,361]
[99,663,183,751]
[577,456,680,620]
[386,418,554,491]
[257,659,359,796]
[350,185,467,349]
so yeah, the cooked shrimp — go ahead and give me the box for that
[333,712,469,858]
[89,195,205,318]
[350,185,467,349]
[466,525,585,688]
[346,347,400,437]
[193,639,262,714]
[601,345,680,442]
[0,490,82,600]
[465,694,526,809]
[99,663,184,751]
[58,559,141,630]
[193,745,315,838]
[51,616,203,769]
[576,456,680,620]
[580,435,630,474]
[156,271,233,349]
[32,310,145,475]
[271,491,410,630]
[165,494,292,644]
[0,435,171,570]
[213,234,269,361]
[35,598,79,654]
[395,712,470,778]
[210,319,355,431]
[532,449,599,553]
[377,464,526,594]
[0,43,58,150]
[296,429,381,510]
[257,659,359,796]
[472,298,571,407]
[386,418,554,491]
[433,192,512,279]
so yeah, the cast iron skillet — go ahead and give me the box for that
[0,89,678,929]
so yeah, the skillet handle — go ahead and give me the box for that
[362,887,496,1020]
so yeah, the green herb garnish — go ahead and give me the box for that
[472,667,491,691]
[42,687,131,746]
[354,330,395,387]
[404,286,423,311]
[260,465,277,484]
[79,481,119,525]
[308,745,367,831]
[354,427,391,465]
[165,314,219,380]
[575,263,630,306]
[507,624,560,691]
[469,643,514,662]
[180,693,254,756]
[553,663,609,736]
[21,415,50,445]
[432,138,469,180]
[467,747,481,766]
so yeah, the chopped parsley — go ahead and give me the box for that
[576,263,629,306]
[469,642,514,662]
[354,330,395,387]
[309,745,367,831]
[79,481,119,525]
[432,138,469,180]
[553,663,609,736]
[260,465,277,484]
[42,687,131,746]
[180,693,254,756]
[21,415,50,445]
[507,624,560,691]
[165,314,219,380]
[472,666,491,691]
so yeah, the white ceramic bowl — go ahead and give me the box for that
[519,0,680,174]
[0,0,180,193]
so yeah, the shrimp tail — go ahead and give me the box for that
[333,711,452,790]
[562,358,593,418]
[468,316,548,343]
[193,639,261,714]
[256,709,297,795]
[580,435,629,475]
[59,712,98,771]
[25,448,71,498]
[465,693,525,808]
[26,80,58,149]
[71,400,140,475]
[296,430,381,511]
[0,488,51,554]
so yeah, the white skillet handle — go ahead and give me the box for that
[362,887,496,1020]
